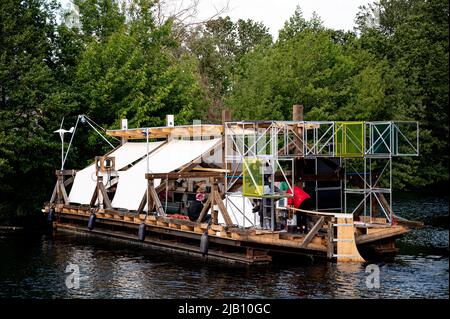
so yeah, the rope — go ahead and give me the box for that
[84,118,115,148]
[83,115,121,142]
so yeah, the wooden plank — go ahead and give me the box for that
[123,215,133,222]
[180,224,194,231]
[55,169,77,176]
[137,190,147,214]
[146,171,224,179]
[50,182,58,203]
[106,125,224,139]
[99,182,112,209]
[149,185,165,215]
[194,226,203,233]
[336,217,365,262]
[90,184,98,207]
[327,218,335,259]
[63,176,74,187]
[196,195,212,223]
[211,224,225,232]
[214,191,233,226]
[300,216,325,248]
[192,167,230,173]
[58,180,69,205]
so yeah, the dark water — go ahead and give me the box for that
[0,192,448,299]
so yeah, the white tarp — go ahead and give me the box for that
[111,138,222,211]
[68,142,163,204]
[216,194,256,227]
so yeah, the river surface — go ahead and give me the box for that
[0,192,448,299]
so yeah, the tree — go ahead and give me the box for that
[0,0,62,218]
[356,0,449,188]
[185,16,272,121]
[73,0,207,129]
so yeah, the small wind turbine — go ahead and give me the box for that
[54,126,75,170]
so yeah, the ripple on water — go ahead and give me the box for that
[0,193,448,299]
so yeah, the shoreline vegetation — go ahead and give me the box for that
[0,0,448,222]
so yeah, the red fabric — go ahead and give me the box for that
[287,186,311,208]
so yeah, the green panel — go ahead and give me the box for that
[372,123,391,154]
[243,157,263,197]
[335,122,364,157]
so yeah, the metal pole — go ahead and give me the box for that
[390,156,393,224]
[146,128,149,215]
[61,133,64,170]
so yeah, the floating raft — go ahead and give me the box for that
[44,108,420,264]
[44,203,410,264]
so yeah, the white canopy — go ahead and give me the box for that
[111,138,222,211]
[216,194,256,227]
[68,141,163,204]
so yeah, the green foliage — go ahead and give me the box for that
[226,0,448,189]
[0,0,62,218]
[185,16,272,121]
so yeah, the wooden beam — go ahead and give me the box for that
[90,185,98,207]
[63,176,75,187]
[137,190,147,215]
[50,182,58,203]
[327,217,335,258]
[196,195,212,223]
[213,191,233,226]
[149,183,164,215]
[55,169,77,176]
[58,180,69,205]
[99,182,112,209]
[146,171,224,179]
[300,216,325,248]
[192,167,229,173]
[106,125,224,139]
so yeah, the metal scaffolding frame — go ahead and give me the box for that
[224,120,419,228]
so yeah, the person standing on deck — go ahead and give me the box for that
[287,179,312,233]
[188,188,210,223]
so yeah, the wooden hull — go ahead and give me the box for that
[45,205,409,265]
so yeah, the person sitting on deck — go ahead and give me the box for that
[287,179,312,234]
[187,189,211,223]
